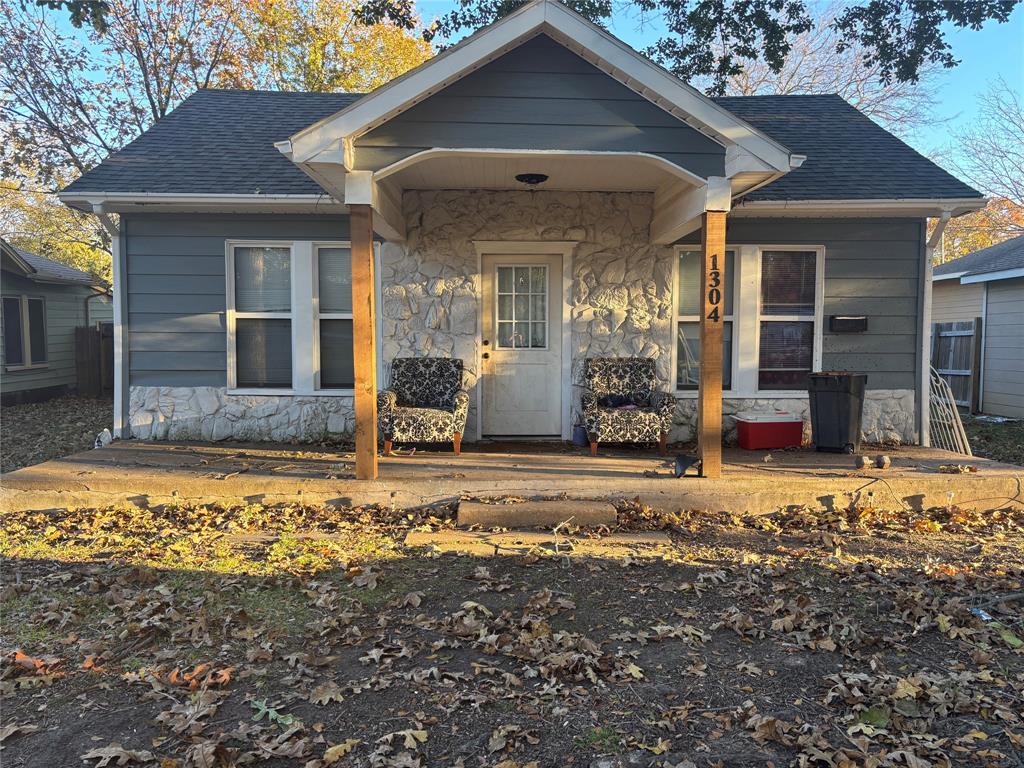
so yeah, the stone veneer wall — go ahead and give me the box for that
[127,191,917,445]
[671,390,916,445]
[380,189,674,438]
[129,387,354,442]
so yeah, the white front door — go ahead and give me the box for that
[481,253,563,436]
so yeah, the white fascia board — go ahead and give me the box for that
[60,191,343,213]
[732,197,988,217]
[284,0,795,172]
[651,176,731,244]
[932,271,966,281]
[960,267,1024,284]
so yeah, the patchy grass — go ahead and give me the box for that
[1,498,1023,767]
[963,414,1024,465]
[0,395,112,473]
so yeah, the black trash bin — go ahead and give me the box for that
[807,372,867,453]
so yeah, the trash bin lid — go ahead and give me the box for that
[734,410,803,423]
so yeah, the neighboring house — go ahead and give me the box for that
[59,0,985,470]
[1,239,112,404]
[933,235,1024,418]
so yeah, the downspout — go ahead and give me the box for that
[920,209,952,447]
[94,208,128,439]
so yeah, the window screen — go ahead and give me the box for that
[2,297,23,366]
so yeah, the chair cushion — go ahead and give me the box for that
[589,406,665,443]
[391,358,464,407]
[584,358,657,402]
[389,406,456,443]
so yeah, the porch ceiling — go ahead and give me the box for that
[374,149,705,193]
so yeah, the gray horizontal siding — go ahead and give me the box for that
[1,271,96,394]
[353,34,726,179]
[685,217,923,389]
[982,277,1024,417]
[124,213,349,387]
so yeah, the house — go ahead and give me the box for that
[933,235,1024,418]
[1,238,112,404]
[58,0,986,479]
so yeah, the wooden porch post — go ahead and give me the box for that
[350,204,378,480]
[698,210,727,478]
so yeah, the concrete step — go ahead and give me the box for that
[405,529,669,556]
[457,499,617,529]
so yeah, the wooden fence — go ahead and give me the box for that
[931,318,983,412]
[75,323,114,398]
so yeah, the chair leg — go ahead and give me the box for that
[383,439,392,457]
[658,432,668,456]
[589,440,599,457]
[453,432,462,456]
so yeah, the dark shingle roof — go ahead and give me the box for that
[934,235,1024,279]
[64,89,981,202]
[715,94,980,201]
[64,90,360,196]
[1,239,103,285]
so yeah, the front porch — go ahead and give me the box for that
[3,439,1020,515]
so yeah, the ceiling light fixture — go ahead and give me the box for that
[514,173,549,185]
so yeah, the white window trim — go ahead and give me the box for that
[670,246,738,394]
[2,294,48,371]
[226,240,370,397]
[671,244,825,399]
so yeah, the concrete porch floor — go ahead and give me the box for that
[2,439,1021,515]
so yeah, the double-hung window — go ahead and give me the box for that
[2,295,47,369]
[227,241,359,393]
[230,245,293,389]
[675,249,734,390]
[757,249,820,391]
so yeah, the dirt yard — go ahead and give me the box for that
[0,395,112,473]
[1,499,1022,767]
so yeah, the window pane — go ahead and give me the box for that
[236,318,291,388]
[514,294,529,321]
[676,321,732,390]
[531,294,545,321]
[27,298,46,363]
[234,247,290,312]
[514,267,530,292]
[497,322,513,348]
[498,295,513,323]
[761,251,815,316]
[320,319,354,388]
[514,322,529,348]
[759,321,813,390]
[3,297,24,366]
[497,267,513,293]
[531,322,546,348]
[679,251,734,316]
[530,266,545,292]
[318,247,352,313]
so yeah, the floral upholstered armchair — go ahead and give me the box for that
[378,358,470,455]
[581,357,675,456]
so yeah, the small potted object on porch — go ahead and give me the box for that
[734,411,803,450]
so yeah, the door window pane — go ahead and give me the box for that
[319,319,354,388]
[677,321,732,390]
[678,250,734,316]
[27,298,46,363]
[761,251,816,316]
[318,247,352,313]
[759,321,813,389]
[495,264,547,348]
[234,247,291,312]
[2,297,24,366]
[236,318,292,388]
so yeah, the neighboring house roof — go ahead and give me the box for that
[0,238,106,287]
[934,235,1024,284]
[63,89,982,205]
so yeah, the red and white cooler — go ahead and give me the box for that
[734,411,804,450]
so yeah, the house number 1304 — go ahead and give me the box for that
[706,253,722,322]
